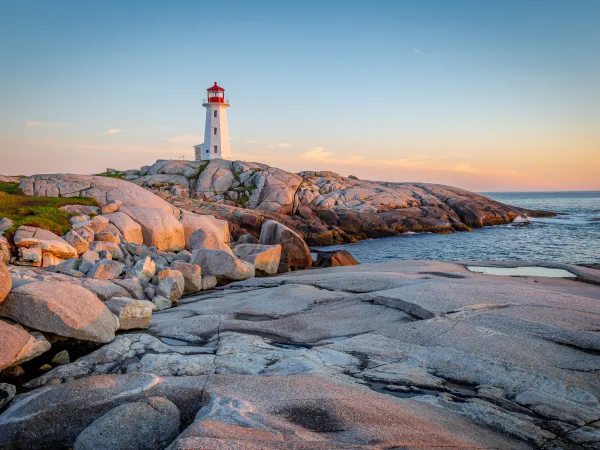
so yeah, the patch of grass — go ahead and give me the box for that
[0,183,98,237]
[95,172,126,180]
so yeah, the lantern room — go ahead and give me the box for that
[207,82,226,103]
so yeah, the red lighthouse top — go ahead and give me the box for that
[207,82,226,103]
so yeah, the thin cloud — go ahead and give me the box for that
[300,146,333,161]
[413,48,427,56]
[165,134,202,144]
[267,142,293,149]
[245,139,262,145]
[25,120,70,128]
[104,128,124,135]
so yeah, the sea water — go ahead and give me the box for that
[315,191,600,265]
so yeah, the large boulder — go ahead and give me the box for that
[19,174,176,213]
[120,207,185,252]
[73,396,180,450]
[102,212,143,244]
[190,248,255,283]
[0,280,119,343]
[232,243,281,276]
[259,220,311,271]
[13,226,78,267]
[179,214,230,247]
[0,320,51,371]
[188,227,232,253]
[0,260,10,303]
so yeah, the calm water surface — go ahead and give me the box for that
[315,191,600,265]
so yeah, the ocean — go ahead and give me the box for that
[315,191,600,265]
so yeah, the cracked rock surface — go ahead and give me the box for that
[1,260,599,449]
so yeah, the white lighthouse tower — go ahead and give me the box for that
[194,82,231,161]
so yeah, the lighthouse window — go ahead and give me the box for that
[213,127,217,135]
[213,110,217,118]
[214,145,218,153]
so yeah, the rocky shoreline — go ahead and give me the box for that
[2,161,597,449]
[82,159,555,245]
[1,260,599,448]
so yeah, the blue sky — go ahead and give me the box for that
[1,0,599,190]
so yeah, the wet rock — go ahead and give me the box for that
[105,297,153,330]
[259,220,311,271]
[87,260,124,280]
[0,320,51,370]
[0,280,119,342]
[171,262,202,295]
[73,396,180,450]
[233,243,281,275]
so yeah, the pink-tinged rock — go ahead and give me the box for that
[87,260,124,280]
[0,280,119,343]
[1,260,12,303]
[14,226,78,260]
[157,269,184,302]
[259,220,311,271]
[102,212,143,244]
[20,174,176,212]
[64,229,90,255]
[171,262,202,295]
[100,199,122,215]
[0,320,51,370]
[0,236,12,264]
[120,207,185,252]
[232,243,281,275]
[179,214,230,248]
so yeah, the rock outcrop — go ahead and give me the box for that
[0,320,51,370]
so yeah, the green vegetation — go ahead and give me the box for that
[95,172,126,180]
[0,182,98,237]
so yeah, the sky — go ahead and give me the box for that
[1,0,599,191]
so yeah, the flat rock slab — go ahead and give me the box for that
[4,260,600,449]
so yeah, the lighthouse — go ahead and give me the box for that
[194,82,231,161]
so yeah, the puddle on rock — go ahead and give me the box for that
[467,266,576,278]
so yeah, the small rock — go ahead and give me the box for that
[145,285,156,299]
[88,216,109,234]
[64,229,90,255]
[1,366,24,378]
[315,250,358,268]
[236,233,258,244]
[201,275,217,291]
[18,247,42,267]
[39,364,52,371]
[69,215,90,225]
[233,243,281,275]
[133,256,155,286]
[151,295,172,311]
[100,200,122,215]
[97,250,112,260]
[0,260,10,302]
[88,242,123,260]
[79,250,100,274]
[172,249,192,263]
[171,262,202,295]
[157,269,184,303]
[0,383,16,410]
[105,297,154,330]
[87,260,124,280]
[51,350,70,366]
[95,231,120,244]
